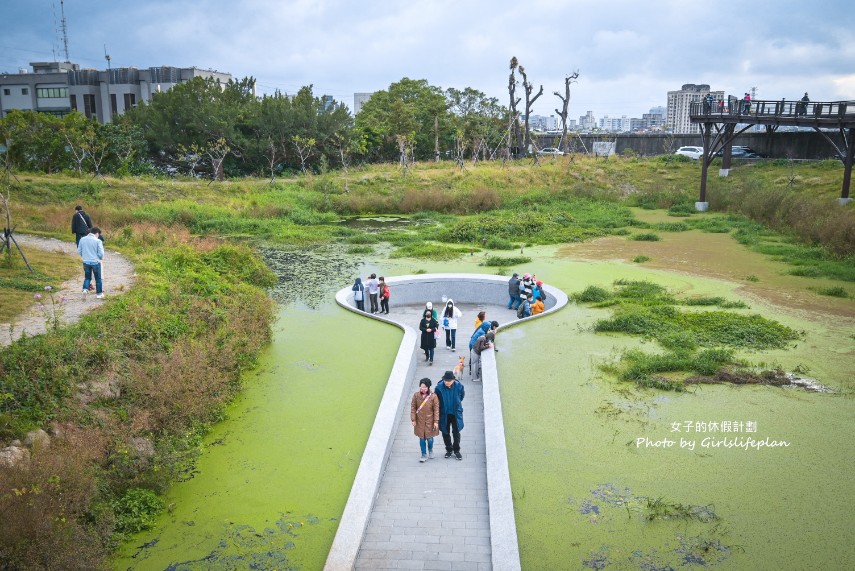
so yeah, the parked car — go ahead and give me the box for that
[537,147,565,156]
[674,146,703,160]
[714,146,762,159]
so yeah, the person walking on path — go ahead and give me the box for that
[442,299,462,351]
[435,370,465,460]
[351,277,365,311]
[366,274,380,314]
[378,276,390,314]
[425,301,438,320]
[78,227,104,298]
[411,378,440,462]
[419,309,438,365]
[71,205,93,246]
[470,331,494,382]
[507,273,522,310]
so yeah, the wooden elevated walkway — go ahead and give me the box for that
[688,98,855,206]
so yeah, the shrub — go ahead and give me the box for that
[111,488,166,535]
[633,255,651,263]
[630,232,661,241]
[480,255,532,267]
[817,286,849,298]
[573,285,612,303]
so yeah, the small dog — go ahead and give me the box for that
[453,356,466,380]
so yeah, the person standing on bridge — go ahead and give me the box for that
[435,370,465,460]
[411,378,440,462]
[798,92,809,116]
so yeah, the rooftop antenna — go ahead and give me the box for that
[59,0,70,62]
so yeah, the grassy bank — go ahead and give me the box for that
[0,227,275,569]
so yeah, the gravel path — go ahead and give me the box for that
[1,234,136,346]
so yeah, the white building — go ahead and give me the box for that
[353,92,374,115]
[578,111,596,131]
[666,84,724,133]
[0,61,232,123]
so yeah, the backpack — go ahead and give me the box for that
[516,303,526,319]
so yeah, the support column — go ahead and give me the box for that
[697,122,711,211]
[840,127,853,203]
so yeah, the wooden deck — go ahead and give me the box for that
[688,98,855,204]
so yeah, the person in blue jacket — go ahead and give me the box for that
[435,370,465,460]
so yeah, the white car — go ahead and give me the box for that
[537,147,565,156]
[674,146,703,160]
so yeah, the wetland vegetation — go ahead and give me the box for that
[1,155,853,569]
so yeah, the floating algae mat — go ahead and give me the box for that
[499,254,855,570]
[114,301,401,570]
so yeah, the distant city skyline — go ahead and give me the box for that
[1,0,852,119]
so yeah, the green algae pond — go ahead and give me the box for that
[116,230,854,570]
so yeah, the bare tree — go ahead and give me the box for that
[554,71,580,153]
[292,135,316,174]
[265,136,286,184]
[507,57,522,159]
[518,64,543,157]
[204,137,233,182]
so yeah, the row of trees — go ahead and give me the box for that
[0,59,578,178]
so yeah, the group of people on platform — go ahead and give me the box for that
[507,272,545,318]
[351,273,390,314]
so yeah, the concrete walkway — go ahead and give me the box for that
[327,275,568,571]
[355,302,499,570]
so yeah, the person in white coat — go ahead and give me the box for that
[441,298,463,351]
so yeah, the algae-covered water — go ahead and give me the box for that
[114,300,401,570]
[114,233,855,570]
[499,251,855,570]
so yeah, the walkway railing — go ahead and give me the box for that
[690,99,855,122]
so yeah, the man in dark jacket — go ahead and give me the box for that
[435,370,465,460]
[507,273,521,310]
[72,205,92,245]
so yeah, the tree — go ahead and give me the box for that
[445,87,506,163]
[507,57,522,158]
[355,78,449,163]
[554,71,580,153]
[518,63,543,157]
[292,135,316,173]
[0,110,67,172]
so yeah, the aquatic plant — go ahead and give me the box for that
[480,255,532,267]
[816,286,849,298]
[630,232,660,241]
[632,255,651,263]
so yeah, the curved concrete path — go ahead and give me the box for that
[327,275,568,571]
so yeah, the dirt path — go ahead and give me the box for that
[1,234,136,346]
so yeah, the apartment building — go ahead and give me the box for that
[666,84,724,133]
[0,61,232,123]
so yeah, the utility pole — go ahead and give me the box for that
[105,45,112,118]
[59,0,70,62]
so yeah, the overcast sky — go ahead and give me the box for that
[2,0,853,119]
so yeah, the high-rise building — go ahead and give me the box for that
[0,61,232,123]
[353,92,374,115]
[666,84,723,133]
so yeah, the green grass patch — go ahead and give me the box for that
[632,255,651,263]
[816,286,849,298]
[630,232,661,241]
[390,243,477,261]
[480,255,532,267]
